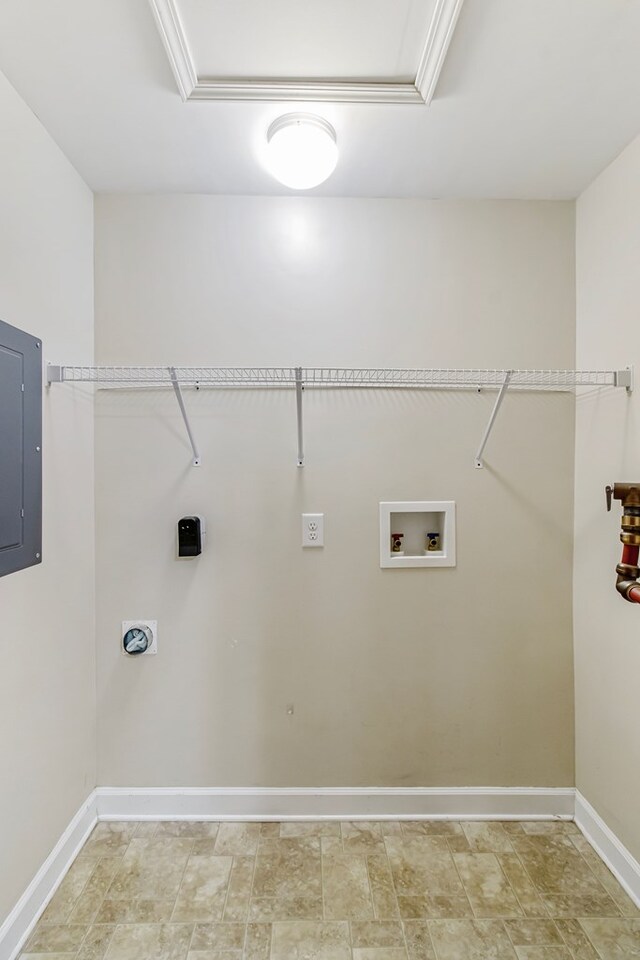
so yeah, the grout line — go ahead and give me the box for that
[509,832,552,918]
[448,840,476,920]
[169,836,196,925]
[245,825,260,932]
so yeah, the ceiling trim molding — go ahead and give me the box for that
[415,0,466,102]
[189,80,424,104]
[148,0,465,105]
[149,0,197,99]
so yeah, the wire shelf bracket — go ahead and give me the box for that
[169,366,200,466]
[474,370,512,469]
[295,367,304,467]
[46,363,633,470]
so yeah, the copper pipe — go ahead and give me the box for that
[607,484,640,603]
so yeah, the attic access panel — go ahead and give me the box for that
[0,319,42,577]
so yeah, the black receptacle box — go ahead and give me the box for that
[177,516,204,558]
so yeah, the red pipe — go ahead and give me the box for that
[617,542,640,602]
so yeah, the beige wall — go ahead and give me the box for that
[575,134,640,861]
[0,73,95,922]
[95,195,576,789]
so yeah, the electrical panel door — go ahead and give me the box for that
[0,319,42,577]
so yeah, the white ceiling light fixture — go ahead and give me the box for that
[265,114,338,190]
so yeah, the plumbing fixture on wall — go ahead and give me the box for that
[606,483,640,603]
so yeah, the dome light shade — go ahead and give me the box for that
[265,114,338,190]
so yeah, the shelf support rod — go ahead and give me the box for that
[295,366,304,467]
[169,366,201,466]
[475,369,512,469]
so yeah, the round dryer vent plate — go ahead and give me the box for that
[121,620,158,656]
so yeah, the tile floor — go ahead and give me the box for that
[20,820,640,960]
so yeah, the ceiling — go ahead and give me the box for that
[0,0,639,198]
[179,0,433,82]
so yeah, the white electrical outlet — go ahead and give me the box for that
[302,513,324,547]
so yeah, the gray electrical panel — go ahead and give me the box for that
[0,319,42,577]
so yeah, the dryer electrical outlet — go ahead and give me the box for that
[302,513,324,547]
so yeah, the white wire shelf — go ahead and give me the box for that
[46,364,632,470]
[47,365,631,390]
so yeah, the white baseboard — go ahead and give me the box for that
[0,792,97,960]
[95,786,575,821]
[575,790,640,909]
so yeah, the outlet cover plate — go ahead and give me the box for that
[302,513,324,547]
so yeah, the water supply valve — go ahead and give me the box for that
[606,483,640,603]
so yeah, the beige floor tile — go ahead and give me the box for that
[259,823,281,839]
[25,819,640,960]
[214,824,260,857]
[156,823,220,839]
[553,919,600,959]
[172,896,228,923]
[253,838,321,900]
[569,835,640,917]
[578,918,640,959]
[342,824,387,855]
[69,860,123,924]
[379,824,403,837]
[446,835,472,853]
[513,949,572,959]
[26,924,88,953]
[178,853,233,901]
[520,823,578,836]
[132,822,159,839]
[512,837,606,897]
[503,920,563,946]
[498,855,548,918]
[385,838,462,897]
[366,856,399,920]
[103,923,193,960]
[186,952,241,960]
[352,949,407,960]
[95,900,176,924]
[191,840,219,857]
[248,898,323,922]
[321,838,345,859]
[396,895,472,920]
[40,858,98,922]
[428,919,517,959]
[223,857,255,922]
[190,923,245,951]
[20,955,77,959]
[243,923,272,960]
[270,921,350,960]
[461,823,515,854]
[350,921,404,947]
[502,824,526,836]
[280,823,340,838]
[83,825,138,859]
[400,823,463,838]
[322,853,374,920]
[541,894,621,917]
[76,924,116,960]
[107,839,194,901]
[454,853,523,918]
[402,921,437,960]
